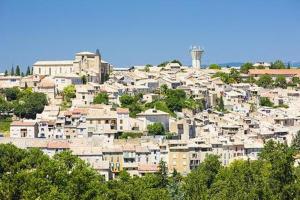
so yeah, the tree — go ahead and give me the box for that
[93,92,109,104]
[144,65,150,72]
[81,75,87,84]
[216,96,225,112]
[14,92,48,119]
[63,85,76,102]
[10,66,14,76]
[209,64,221,70]
[171,59,182,66]
[147,122,165,135]
[259,97,274,107]
[21,72,24,77]
[292,131,300,152]
[4,70,8,76]
[15,65,20,76]
[4,87,20,101]
[26,66,31,76]
[256,74,273,88]
[165,89,186,112]
[184,155,221,200]
[158,61,169,67]
[274,75,287,88]
[157,160,168,188]
[240,62,254,74]
[292,77,300,85]
[270,60,286,69]
[160,84,168,96]
[259,140,296,200]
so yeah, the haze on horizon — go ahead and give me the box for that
[0,0,299,70]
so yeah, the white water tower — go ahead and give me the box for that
[190,46,204,69]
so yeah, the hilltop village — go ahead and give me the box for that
[1,50,300,181]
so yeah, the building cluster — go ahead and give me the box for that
[1,51,300,180]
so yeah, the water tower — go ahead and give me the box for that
[190,46,204,69]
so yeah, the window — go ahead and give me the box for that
[120,120,123,124]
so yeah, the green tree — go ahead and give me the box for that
[81,75,87,84]
[256,74,273,88]
[165,89,186,112]
[15,65,20,76]
[14,92,48,119]
[4,70,8,76]
[10,66,14,76]
[93,92,109,104]
[240,62,254,74]
[292,131,300,152]
[184,155,221,200]
[160,84,168,95]
[270,60,286,69]
[26,66,31,76]
[157,160,168,188]
[147,122,165,135]
[259,97,274,107]
[63,85,76,102]
[216,96,225,112]
[144,65,150,72]
[171,59,182,66]
[4,87,20,101]
[274,75,287,88]
[209,64,221,70]
[259,140,296,200]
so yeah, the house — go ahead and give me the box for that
[136,109,170,131]
[10,121,39,138]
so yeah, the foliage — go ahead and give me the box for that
[119,132,143,139]
[171,59,182,66]
[216,96,225,112]
[0,117,12,135]
[256,74,273,88]
[270,60,286,69]
[4,87,21,101]
[15,65,20,76]
[208,64,221,70]
[212,69,241,84]
[119,94,144,117]
[26,66,31,76]
[14,92,48,119]
[10,66,14,76]
[184,155,221,199]
[240,62,254,74]
[93,92,109,105]
[63,84,76,102]
[0,141,300,200]
[4,70,8,76]
[147,122,165,135]
[292,131,300,152]
[259,97,274,107]
[0,144,108,199]
[274,75,287,89]
[81,75,87,84]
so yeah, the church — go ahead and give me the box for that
[32,50,111,83]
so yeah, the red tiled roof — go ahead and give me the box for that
[138,164,158,172]
[249,69,300,76]
[47,141,69,149]
[117,108,129,114]
[11,121,36,126]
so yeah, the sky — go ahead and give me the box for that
[0,0,300,71]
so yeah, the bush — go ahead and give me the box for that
[147,122,165,135]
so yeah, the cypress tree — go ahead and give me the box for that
[26,66,31,76]
[10,66,15,76]
[15,65,21,76]
[4,70,8,76]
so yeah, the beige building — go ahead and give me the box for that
[32,50,110,84]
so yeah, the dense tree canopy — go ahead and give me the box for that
[93,92,109,105]
[274,75,287,89]
[256,74,273,88]
[63,85,76,102]
[240,62,254,74]
[259,97,274,107]
[147,122,165,135]
[208,64,221,70]
[0,141,300,199]
[270,60,286,69]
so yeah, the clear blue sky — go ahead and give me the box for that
[0,0,300,71]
